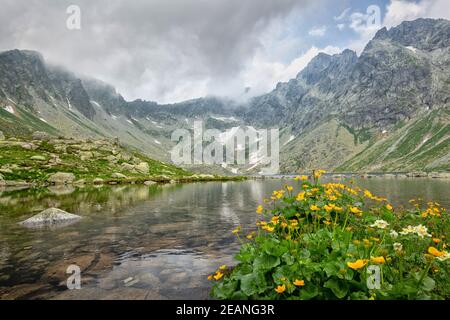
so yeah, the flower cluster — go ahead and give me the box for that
[210,171,449,300]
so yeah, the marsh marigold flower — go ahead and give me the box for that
[349,206,362,215]
[293,279,305,286]
[347,259,368,270]
[213,271,224,280]
[256,205,263,214]
[310,205,320,211]
[371,256,386,264]
[428,246,446,257]
[275,284,286,294]
[296,192,305,201]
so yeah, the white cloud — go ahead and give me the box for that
[308,25,327,36]
[242,45,341,97]
[337,23,345,30]
[334,7,352,21]
[384,0,450,28]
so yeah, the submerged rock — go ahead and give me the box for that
[19,208,81,227]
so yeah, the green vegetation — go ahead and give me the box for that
[210,172,449,300]
[0,137,245,186]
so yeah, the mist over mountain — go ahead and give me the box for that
[0,18,449,173]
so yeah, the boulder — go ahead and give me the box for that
[121,163,135,171]
[0,131,4,140]
[48,172,76,185]
[30,155,46,161]
[19,208,81,227]
[135,162,149,174]
[20,143,38,150]
[428,172,450,179]
[79,151,93,161]
[93,178,104,185]
[144,180,157,186]
[406,171,427,178]
[111,172,127,179]
[32,131,50,141]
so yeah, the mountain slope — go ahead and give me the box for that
[0,18,449,174]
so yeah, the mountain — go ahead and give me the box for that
[0,18,449,173]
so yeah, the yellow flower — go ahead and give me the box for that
[347,259,368,270]
[213,271,224,280]
[280,222,288,228]
[371,256,386,264]
[296,192,305,201]
[329,195,338,201]
[324,220,331,225]
[246,234,253,240]
[293,279,305,286]
[264,225,275,232]
[274,284,286,294]
[364,190,373,198]
[289,219,298,227]
[207,275,213,280]
[271,216,280,224]
[349,206,362,215]
[219,265,227,270]
[334,206,343,213]
[256,205,264,214]
[232,226,241,234]
[310,205,320,211]
[432,238,441,244]
[428,246,446,257]
[286,185,293,192]
[386,204,393,211]
[323,204,333,212]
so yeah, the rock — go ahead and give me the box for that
[20,143,37,150]
[93,178,104,185]
[121,163,135,171]
[106,155,117,163]
[0,131,4,140]
[48,172,76,185]
[428,172,450,179]
[144,180,157,186]
[32,131,50,141]
[406,171,427,178]
[135,162,149,174]
[0,173,3,180]
[73,179,86,185]
[30,155,46,161]
[79,151,93,161]
[111,172,127,179]
[19,208,81,227]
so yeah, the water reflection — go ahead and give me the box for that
[0,177,448,299]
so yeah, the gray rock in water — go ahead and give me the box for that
[48,172,76,185]
[20,208,81,227]
[144,180,157,186]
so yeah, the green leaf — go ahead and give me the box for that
[324,278,349,299]
[253,254,280,271]
[421,276,436,292]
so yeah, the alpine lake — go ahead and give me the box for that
[0,176,449,299]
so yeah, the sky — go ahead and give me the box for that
[0,0,449,104]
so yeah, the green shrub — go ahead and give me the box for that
[210,171,449,300]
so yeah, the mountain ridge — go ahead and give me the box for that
[0,18,449,173]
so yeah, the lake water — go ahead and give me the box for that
[0,177,449,300]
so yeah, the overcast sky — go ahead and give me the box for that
[1,0,449,103]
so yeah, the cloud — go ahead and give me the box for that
[334,7,352,21]
[242,45,341,97]
[308,26,327,37]
[384,0,450,28]
[0,0,316,103]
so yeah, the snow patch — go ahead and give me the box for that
[211,115,238,122]
[66,98,72,110]
[3,105,15,114]
[7,98,16,105]
[111,114,118,120]
[405,46,417,53]
[283,135,295,146]
[154,139,161,145]
[90,100,101,108]
[39,117,48,123]
[126,119,133,124]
